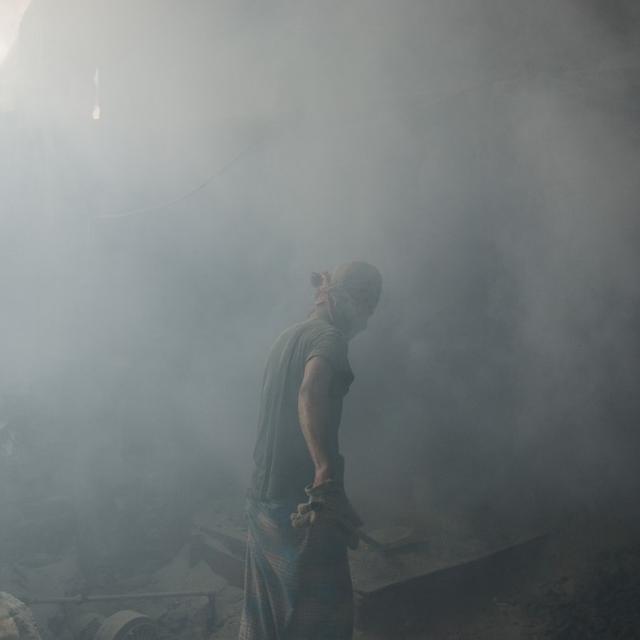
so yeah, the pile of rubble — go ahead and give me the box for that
[0,593,41,640]
[0,499,247,640]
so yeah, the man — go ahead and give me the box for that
[239,261,382,640]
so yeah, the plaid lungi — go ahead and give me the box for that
[238,497,353,640]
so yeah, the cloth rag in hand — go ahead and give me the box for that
[290,480,363,549]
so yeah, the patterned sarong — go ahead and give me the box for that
[238,497,353,640]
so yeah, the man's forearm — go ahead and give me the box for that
[298,388,334,485]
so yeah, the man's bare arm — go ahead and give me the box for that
[298,356,334,487]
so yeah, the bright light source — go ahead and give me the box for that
[0,0,31,66]
[92,66,101,120]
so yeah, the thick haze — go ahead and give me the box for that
[1,0,640,559]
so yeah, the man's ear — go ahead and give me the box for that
[311,271,331,288]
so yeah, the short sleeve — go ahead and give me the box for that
[305,327,350,375]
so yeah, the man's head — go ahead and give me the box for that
[312,261,382,339]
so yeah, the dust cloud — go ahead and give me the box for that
[1,0,639,587]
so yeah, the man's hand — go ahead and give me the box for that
[290,480,363,549]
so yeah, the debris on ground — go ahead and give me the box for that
[0,593,42,640]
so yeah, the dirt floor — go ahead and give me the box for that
[211,509,640,640]
[351,513,640,640]
[4,499,640,639]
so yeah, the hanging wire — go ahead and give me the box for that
[95,142,258,220]
[91,53,637,224]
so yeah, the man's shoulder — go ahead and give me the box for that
[278,317,343,342]
[268,318,347,364]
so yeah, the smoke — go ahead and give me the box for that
[1,0,639,572]
[0,0,31,67]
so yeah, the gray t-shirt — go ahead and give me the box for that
[250,317,354,501]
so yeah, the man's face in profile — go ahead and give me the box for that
[347,299,377,340]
